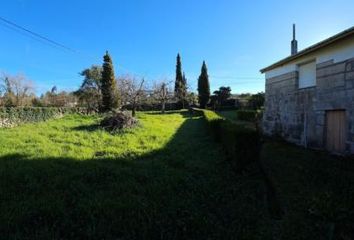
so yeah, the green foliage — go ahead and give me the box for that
[0,112,272,239]
[198,109,261,171]
[248,92,265,110]
[174,54,183,96]
[213,86,232,105]
[186,92,198,106]
[0,111,351,239]
[181,72,188,105]
[197,61,210,109]
[0,107,87,127]
[75,65,103,110]
[217,110,238,122]
[101,51,119,112]
[31,97,44,107]
[237,110,257,122]
[220,121,261,171]
[174,54,187,107]
[200,108,224,140]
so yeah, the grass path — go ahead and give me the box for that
[0,112,270,239]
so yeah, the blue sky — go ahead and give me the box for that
[0,0,353,95]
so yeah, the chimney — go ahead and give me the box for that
[291,24,298,55]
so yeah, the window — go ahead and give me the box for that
[298,61,316,88]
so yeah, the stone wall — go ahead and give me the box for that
[263,57,354,154]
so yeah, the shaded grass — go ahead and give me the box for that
[217,110,255,128]
[218,110,238,122]
[0,111,271,239]
[220,110,354,239]
[262,142,354,239]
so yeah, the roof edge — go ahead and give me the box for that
[260,26,354,74]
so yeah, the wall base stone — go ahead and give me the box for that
[263,58,354,155]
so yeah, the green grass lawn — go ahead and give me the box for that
[262,142,354,239]
[3,110,352,239]
[219,110,354,239]
[217,110,255,128]
[0,111,271,239]
[217,110,238,122]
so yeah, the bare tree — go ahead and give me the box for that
[41,88,78,107]
[0,73,34,106]
[153,80,173,114]
[117,75,145,117]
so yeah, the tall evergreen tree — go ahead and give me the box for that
[101,51,119,112]
[174,53,184,100]
[181,72,187,108]
[197,61,210,109]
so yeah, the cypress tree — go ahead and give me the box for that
[174,53,183,100]
[181,72,187,108]
[197,61,210,109]
[101,51,119,112]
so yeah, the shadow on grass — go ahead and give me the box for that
[143,110,194,118]
[215,110,256,129]
[0,112,269,239]
[71,123,101,132]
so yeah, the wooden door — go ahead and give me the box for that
[326,110,346,153]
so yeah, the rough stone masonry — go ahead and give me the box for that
[263,57,354,154]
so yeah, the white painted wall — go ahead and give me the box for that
[265,36,354,79]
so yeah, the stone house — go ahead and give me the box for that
[261,25,354,155]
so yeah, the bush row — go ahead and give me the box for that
[236,110,258,122]
[198,109,261,171]
[0,107,88,128]
[123,102,186,111]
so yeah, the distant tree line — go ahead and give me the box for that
[0,73,76,108]
[0,52,265,112]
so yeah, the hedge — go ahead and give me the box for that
[198,109,261,171]
[236,110,257,122]
[123,102,183,112]
[0,107,88,128]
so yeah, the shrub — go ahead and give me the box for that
[197,109,261,172]
[0,107,88,128]
[221,121,261,171]
[100,111,138,132]
[237,110,257,122]
[201,108,224,141]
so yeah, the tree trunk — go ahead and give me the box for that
[161,100,166,114]
[132,105,136,117]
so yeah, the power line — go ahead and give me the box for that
[0,16,261,84]
[0,21,67,52]
[0,16,76,52]
[0,16,146,78]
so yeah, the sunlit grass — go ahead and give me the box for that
[0,112,185,159]
[0,111,271,239]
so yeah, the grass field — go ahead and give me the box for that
[0,111,271,239]
[217,110,238,122]
[262,142,354,239]
[2,110,353,239]
[219,109,354,239]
